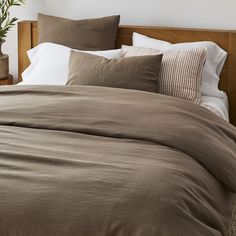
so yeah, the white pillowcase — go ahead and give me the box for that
[21,43,123,85]
[133,32,227,97]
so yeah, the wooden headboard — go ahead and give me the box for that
[18,21,236,126]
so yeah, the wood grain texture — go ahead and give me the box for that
[18,21,33,82]
[0,74,13,85]
[32,21,38,48]
[18,21,236,126]
[228,32,236,127]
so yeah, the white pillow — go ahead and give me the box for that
[133,32,228,97]
[21,43,123,85]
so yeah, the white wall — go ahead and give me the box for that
[40,0,236,29]
[3,0,43,80]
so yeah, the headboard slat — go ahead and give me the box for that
[228,32,236,126]
[18,21,33,81]
[18,21,236,126]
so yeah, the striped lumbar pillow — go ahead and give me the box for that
[122,45,207,104]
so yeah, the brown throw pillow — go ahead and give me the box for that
[122,45,207,103]
[67,51,163,93]
[38,14,120,50]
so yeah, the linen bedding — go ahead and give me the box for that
[229,196,236,235]
[0,85,235,236]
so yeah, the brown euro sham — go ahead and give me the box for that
[67,51,163,93]
[122,45,207,103]
[38,14,120,50]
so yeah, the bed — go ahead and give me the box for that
[0,20,233,236]
[18,22,236,127]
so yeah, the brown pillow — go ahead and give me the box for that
[67,51,163,93]
[38,14,120,50]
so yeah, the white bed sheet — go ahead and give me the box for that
[200,92,229,121]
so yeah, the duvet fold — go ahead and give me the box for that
[0,85,235,236]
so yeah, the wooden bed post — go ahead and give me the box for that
[18,21,33,82]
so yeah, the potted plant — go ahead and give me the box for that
[0,0,25,79]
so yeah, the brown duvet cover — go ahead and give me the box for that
[0,85,235,236]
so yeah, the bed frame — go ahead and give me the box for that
[18,21,236,126]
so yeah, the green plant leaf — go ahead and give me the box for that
[0,0,25,41]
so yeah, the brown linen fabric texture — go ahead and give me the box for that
[38,14,120,50]
[67,51,163,92]
[229,195,236,235]
[0,85,235,236]
[122,45,207,103]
